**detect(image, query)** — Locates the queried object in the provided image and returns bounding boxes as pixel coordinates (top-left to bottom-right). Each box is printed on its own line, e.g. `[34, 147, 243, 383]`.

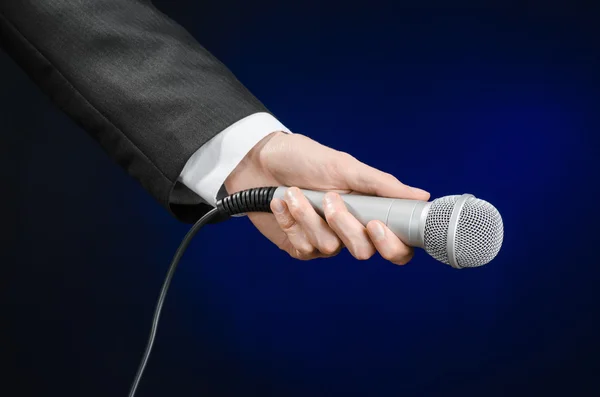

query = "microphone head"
[423, 195, 504, 269]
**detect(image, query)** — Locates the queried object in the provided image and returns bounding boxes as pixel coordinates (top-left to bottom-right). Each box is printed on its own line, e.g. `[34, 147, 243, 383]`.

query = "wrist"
[224, 130, 284, 194]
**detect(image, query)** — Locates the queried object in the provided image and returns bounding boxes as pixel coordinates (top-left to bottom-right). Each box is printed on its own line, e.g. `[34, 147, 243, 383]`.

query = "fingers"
[272, 188, 415, 266]
[323, 192, 377, 260]
[283, 188, 343, 256]
[270, 187, 343, 260]
[366, 220, 414, 265]
[324, 192, 414, 265]
[270, 198, 317, 260]
[336, 154, 430, 201]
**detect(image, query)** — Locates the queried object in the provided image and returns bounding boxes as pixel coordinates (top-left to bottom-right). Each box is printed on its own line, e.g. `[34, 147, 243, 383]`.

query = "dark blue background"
[2, 1, 598, 396]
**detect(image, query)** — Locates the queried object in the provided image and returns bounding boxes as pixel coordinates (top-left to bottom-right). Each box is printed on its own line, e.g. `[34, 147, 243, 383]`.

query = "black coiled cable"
[128, 187, 278, 397]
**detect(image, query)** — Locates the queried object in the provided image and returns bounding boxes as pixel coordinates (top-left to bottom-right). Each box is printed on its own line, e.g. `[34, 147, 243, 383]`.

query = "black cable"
[128, 187, 277, 397]
[127, 207, 221, 397]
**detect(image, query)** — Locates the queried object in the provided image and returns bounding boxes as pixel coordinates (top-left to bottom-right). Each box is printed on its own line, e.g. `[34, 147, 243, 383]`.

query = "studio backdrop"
[1, 1, 598, 396]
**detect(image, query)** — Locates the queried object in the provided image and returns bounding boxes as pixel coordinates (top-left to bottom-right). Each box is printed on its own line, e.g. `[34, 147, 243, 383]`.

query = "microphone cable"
[128, 187, 277, 397]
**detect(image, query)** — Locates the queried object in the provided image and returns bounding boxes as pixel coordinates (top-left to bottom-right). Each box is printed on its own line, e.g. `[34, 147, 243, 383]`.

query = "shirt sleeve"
[178, 112, 291, 206]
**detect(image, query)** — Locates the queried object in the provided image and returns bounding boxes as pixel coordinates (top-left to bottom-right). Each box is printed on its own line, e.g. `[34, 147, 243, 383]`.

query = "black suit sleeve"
[0, 0, 270, 223]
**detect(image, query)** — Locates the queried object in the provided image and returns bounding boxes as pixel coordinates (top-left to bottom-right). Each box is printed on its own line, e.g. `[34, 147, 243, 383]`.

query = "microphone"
[129, 187, 503, 395]
[217, 187, 504, 269]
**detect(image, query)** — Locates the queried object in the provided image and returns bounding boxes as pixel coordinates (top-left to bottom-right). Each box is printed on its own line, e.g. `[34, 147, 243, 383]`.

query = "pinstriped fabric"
[0, 0, 269, 222]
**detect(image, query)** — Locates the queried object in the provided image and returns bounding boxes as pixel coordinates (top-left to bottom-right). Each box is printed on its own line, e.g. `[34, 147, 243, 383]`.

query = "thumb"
[339, 155, 430, 201]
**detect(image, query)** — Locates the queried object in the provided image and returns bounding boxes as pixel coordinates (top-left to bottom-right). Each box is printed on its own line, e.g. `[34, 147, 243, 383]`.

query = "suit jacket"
[0, 0, 269, 223]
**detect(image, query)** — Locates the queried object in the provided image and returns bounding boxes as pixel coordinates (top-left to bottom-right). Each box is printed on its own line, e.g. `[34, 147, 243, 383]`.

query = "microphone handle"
[272, 187, 431, 248]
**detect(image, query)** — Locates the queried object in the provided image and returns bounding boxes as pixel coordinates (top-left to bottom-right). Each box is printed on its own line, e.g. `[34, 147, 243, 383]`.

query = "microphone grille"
[424, 195, 504, 268]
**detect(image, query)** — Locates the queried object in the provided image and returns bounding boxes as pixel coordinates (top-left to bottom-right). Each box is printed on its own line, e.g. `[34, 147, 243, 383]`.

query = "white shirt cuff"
[178, 112, 291, 207]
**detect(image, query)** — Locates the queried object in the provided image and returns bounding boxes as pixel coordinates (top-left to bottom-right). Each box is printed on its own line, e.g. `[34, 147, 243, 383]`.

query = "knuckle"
[339, 151, 356, 162]
[288, 203, 308, 220]
[352, 246, 375, 261]
[288, 248, 303, 259]
[292, 248, 316, 261]
[378, 250, 394, 261]
[385, 172, 400, 183]
[290, 251, 305, 260]
[393, 251, 414, 266]
[296, 243, 316, 257]
[354, 252, 372, 261]
[379, 246, 404, 262]
[277, 215, 296, 232]
[319, 239, 341, 256]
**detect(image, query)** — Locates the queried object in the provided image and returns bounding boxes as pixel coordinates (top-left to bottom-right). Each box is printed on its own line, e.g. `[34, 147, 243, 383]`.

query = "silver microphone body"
[272, 187, 504, 269]
[274, 187, 430, 248]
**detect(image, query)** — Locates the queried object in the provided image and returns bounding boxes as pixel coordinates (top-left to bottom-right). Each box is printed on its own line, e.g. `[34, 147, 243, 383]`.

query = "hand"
[224, 132, 430, 265]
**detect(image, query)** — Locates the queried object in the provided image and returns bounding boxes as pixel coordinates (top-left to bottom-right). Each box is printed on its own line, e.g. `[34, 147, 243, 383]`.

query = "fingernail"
[369, 221, 386, 242]
[323, 192, 337, 210]
[272, 199, 285, 214]
[285, 187, 300, 205]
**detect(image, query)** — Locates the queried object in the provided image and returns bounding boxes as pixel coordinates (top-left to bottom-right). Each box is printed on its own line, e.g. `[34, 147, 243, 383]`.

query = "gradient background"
[1, 1, 599, 396]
